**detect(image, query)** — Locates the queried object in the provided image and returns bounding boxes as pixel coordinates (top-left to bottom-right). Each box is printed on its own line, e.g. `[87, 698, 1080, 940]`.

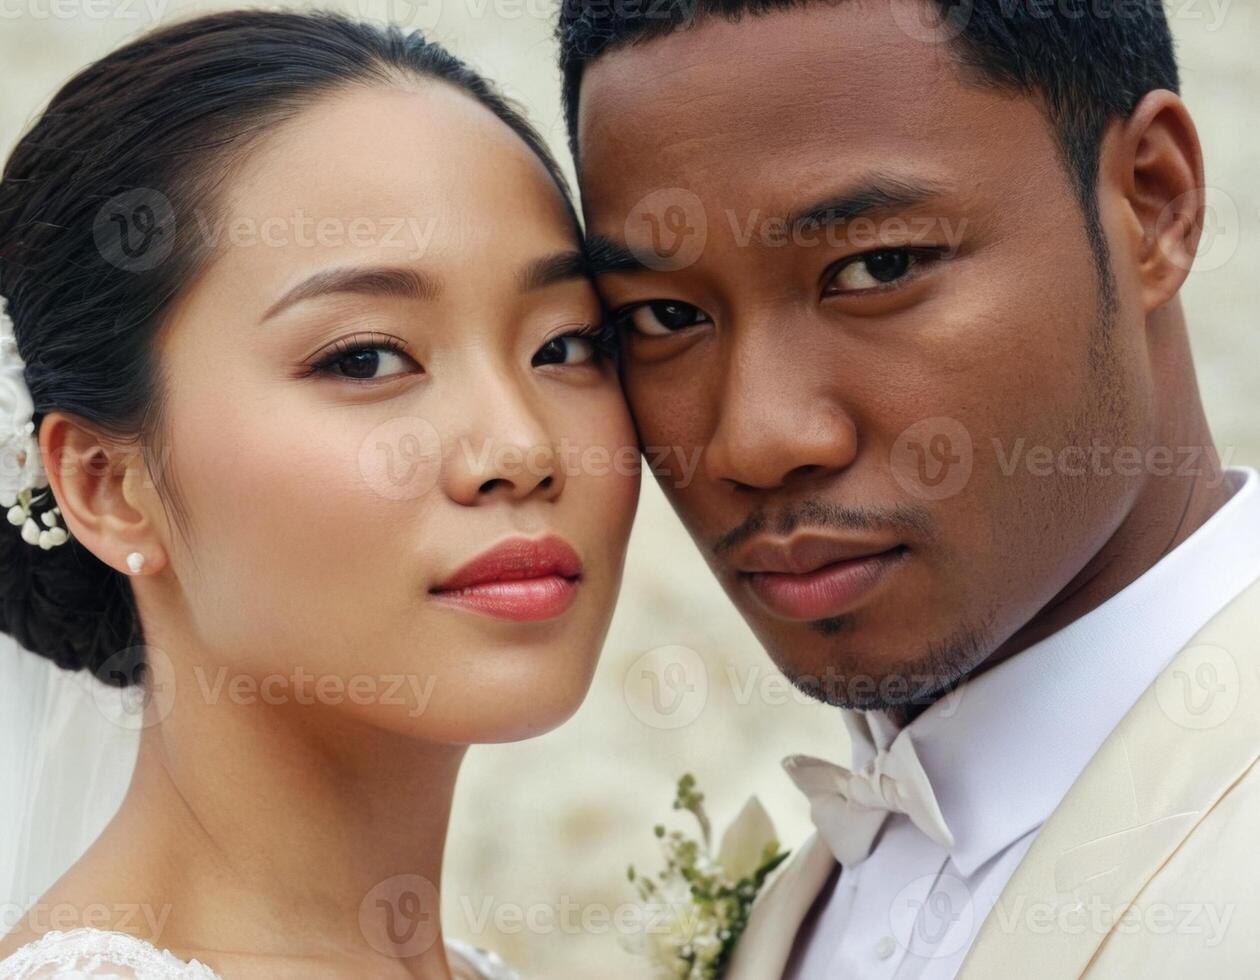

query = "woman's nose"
[442, 387, 565, 507]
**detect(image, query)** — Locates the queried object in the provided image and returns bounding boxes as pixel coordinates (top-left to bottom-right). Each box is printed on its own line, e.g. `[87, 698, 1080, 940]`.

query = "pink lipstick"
[430, 535, 582, 622]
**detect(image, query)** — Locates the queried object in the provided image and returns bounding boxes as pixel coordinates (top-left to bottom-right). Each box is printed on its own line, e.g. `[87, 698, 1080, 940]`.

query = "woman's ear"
[38, 411, 168, 576]
[1107, 89, 1206, 313]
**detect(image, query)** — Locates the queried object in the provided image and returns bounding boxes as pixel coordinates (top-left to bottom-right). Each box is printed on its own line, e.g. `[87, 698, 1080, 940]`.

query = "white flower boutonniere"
[624, 773, 790, 979]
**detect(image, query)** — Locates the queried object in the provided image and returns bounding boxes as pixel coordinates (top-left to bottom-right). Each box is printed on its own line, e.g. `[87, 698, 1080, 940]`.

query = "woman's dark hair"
[0, 9, 575, 686]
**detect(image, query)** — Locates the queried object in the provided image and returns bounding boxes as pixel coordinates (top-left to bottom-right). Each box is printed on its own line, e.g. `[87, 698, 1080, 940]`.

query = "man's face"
[577, 0, 1156, 709]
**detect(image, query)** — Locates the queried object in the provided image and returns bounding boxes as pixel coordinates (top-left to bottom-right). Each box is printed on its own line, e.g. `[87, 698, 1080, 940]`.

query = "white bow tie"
[783, 725, 954, 867]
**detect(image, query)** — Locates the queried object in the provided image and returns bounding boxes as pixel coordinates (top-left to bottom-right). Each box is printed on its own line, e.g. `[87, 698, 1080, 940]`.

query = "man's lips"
[430, 535, 583, 622]
[733, 535, 908, 621]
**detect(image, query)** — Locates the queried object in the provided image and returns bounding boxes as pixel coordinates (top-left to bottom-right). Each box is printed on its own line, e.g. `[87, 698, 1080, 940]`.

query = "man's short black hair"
[556, 0, 1179, 240]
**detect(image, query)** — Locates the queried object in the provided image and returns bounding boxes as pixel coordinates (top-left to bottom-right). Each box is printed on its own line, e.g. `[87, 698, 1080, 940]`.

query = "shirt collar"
[843, 466, 1260, 876]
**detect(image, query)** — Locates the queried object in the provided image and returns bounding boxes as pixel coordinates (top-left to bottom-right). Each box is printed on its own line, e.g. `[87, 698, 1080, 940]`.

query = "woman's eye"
[824, 249, 919, 295]
[532, 328, 612, 368]
[313, 340, 416, 382]
[620, 300, 711, 337]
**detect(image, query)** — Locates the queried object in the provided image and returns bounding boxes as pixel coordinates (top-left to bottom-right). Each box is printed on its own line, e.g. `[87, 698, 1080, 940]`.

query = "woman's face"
[153, 82, 639, 743]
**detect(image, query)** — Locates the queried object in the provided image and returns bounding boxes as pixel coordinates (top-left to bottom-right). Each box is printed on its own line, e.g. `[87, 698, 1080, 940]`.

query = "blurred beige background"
[2, 1, 1257, 976]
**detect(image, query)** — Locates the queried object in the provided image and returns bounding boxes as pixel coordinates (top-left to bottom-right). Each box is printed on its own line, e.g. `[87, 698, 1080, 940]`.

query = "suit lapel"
[725, 832, 836, 980]
[958, 575, 1260, 978]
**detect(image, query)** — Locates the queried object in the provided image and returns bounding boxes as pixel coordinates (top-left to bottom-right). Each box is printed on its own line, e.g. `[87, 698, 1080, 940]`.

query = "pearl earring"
[126, 551, 146, 575]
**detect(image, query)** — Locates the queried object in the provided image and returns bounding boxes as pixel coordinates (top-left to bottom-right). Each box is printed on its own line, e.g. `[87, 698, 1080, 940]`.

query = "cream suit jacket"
[726, 574, 1260, 979]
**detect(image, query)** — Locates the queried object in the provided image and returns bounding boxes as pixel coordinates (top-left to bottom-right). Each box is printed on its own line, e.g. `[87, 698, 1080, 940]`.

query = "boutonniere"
[624, 773, 790, 979]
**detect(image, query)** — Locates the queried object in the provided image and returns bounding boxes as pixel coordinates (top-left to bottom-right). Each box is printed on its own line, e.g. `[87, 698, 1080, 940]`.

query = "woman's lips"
[430, 535, 582, 622]
[743, 546, 907, 621]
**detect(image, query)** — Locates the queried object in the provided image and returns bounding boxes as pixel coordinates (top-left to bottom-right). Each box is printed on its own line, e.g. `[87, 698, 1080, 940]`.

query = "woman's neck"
[91, 656, 469, 979]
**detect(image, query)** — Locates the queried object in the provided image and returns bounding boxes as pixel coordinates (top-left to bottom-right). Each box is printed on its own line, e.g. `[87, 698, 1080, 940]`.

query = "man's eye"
[824, 249, 919, 295]
[619, 300, 711, 337]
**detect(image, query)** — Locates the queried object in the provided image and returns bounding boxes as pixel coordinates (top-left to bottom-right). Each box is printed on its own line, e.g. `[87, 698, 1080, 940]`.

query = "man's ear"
[38, 410, 168, 577]
[1107, 89, 1205, 313]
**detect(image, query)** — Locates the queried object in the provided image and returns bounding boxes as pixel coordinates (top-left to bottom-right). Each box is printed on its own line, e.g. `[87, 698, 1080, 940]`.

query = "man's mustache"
[712, 499, 937, 559]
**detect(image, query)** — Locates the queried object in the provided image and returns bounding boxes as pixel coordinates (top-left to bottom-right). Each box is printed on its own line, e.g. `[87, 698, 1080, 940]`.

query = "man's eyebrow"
[583, 176, 950, 276]
[584, 234, 649, 276]
[262, 265, 441, 322]
[786, 175, 951, 233]
[518, 249, 590, 291]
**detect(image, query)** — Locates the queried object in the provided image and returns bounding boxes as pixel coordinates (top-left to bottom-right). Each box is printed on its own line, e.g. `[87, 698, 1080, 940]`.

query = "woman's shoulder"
[0, 927, 222, 980]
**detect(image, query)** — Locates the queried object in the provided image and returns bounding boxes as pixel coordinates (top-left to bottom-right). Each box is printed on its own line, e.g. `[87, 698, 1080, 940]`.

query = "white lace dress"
[0, 928, 519, 979]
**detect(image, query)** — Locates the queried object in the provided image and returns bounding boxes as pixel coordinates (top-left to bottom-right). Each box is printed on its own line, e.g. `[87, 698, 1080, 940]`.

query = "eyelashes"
[532, 321, 620, 368]
[303, 322, 619, 384]
[608, 244, 953, 341]
[821, 246, 948, 296]
[569, 320, 620, 360]
[613, 300, 711, 338]
[304, 331, 416, 381]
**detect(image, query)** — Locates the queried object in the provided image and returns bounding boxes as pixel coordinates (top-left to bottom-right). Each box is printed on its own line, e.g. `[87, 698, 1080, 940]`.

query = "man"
[557, 0, 1260, 975]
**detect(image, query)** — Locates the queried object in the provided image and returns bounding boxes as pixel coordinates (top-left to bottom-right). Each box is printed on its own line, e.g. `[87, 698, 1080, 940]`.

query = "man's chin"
[760, 620, 995, 713]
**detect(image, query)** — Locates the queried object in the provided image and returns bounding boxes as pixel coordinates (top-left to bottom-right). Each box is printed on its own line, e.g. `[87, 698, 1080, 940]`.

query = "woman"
[0, 10, 639, 978]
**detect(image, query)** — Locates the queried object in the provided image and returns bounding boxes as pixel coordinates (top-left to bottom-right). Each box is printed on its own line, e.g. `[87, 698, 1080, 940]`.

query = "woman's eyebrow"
[261, 265, 441, 322]
[517, 249, 590, 292]
[261, 251, 588, 324]
[584, 235, 648, 276]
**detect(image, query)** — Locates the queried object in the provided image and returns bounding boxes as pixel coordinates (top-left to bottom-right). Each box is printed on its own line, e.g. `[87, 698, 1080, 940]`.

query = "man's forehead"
[577, 0, 965, 165]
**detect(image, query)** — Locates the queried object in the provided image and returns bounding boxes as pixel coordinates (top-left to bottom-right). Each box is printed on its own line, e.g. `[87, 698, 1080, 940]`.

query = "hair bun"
[0, 528, 141, 685]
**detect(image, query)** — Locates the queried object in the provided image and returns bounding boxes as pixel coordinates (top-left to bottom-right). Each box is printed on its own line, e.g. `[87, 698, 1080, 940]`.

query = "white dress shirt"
[787, 466, 1260, 980]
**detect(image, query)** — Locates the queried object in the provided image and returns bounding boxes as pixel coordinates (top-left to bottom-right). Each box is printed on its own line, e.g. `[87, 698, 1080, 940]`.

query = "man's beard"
[778, 611, 997, 716]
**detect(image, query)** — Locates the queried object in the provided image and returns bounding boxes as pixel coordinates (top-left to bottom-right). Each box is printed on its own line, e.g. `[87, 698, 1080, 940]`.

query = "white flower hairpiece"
[0, 295, 69, 550]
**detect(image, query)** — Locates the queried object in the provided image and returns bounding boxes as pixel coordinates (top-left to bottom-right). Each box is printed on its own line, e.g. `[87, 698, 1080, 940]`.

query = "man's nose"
[703, 330, 858, 491]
